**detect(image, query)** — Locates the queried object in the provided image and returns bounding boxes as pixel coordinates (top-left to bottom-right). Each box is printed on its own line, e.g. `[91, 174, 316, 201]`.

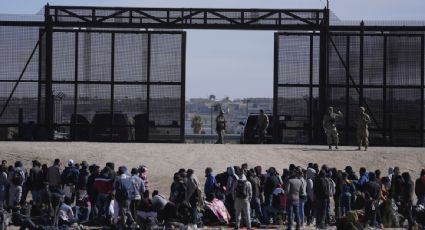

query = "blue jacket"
[356, 174, 369, 190]
[204, 173, 216, 195]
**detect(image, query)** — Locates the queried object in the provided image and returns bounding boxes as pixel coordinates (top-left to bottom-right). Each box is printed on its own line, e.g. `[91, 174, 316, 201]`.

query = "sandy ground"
[0, 142, 424, 198]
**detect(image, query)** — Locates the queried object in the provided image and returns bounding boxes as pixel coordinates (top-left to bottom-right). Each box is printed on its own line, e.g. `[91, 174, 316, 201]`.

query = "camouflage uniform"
[356, 107, 370, 151]
[257, 111, 269, 144]
[215, 111, 226, 144]
[323, 107, 343, 149]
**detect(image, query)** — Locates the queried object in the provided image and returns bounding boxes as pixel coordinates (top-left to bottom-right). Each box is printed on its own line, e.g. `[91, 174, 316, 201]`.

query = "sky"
[1, 0, 425, 99]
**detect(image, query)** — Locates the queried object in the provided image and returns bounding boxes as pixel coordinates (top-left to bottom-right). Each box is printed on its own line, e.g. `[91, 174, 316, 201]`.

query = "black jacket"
[77, 168, 89, 190]
[314, 177, 328, 200]
[29, 166, 44, 190]
[415, 177, 425, 198]
[364, 181, 381, 201]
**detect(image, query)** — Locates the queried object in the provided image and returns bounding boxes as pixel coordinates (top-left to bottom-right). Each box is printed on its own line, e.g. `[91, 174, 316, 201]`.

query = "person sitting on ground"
[58, 197, 78, 226]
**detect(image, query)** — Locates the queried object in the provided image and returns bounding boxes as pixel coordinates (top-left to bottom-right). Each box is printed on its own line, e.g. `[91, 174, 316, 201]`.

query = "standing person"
[415, 169, 425, 206]
[286, 168, 303, 230]
[94, 167, 113, 221]
[247, 169, 262, 222]
[390, 167, 403, 205]
[356, 106, 371, 151]
[114, 166, 134, 227]
[215, 109, 226, 144]
[257, 109, 269, 144]
[28, 160, 44, 205]
[185, 169, 202, 224]
[322, 106, 343, 150]
[364, 172, 381, 228]
[138, 165, 149, 197]
[298, 168, 307, 227]
[341, 172, 356, 217]
[87, 165, 99, 221]
[77, 161, 89, 200]
[0, 164, 7, 208]
[399, 172, 414, 230]
[9, 161, 26, 207]
[232, 168, 252, 230]
[129, 168, 144, 220]
[61, 159, 80, 204]
[314, 170, 329, 229]
[305, 167, 316, 226]
[204, 167, 216, 198]
[47, 159, 62, 192]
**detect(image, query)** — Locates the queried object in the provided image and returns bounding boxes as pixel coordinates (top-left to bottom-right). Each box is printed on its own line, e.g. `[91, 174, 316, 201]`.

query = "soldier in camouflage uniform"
[215, 110, 226, 144]
[323, 106, 343, 150]
[257, 109, 269, 144]
[356, 106, 371, 151]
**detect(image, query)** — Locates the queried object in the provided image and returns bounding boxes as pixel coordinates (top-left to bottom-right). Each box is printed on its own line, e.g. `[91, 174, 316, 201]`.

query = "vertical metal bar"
[421, 35, 424, 146]
[273, 33, 279, 144]
[37, 29, 42, 125]
[359, 21, 364, 106]
[147, 33, 151, 141]
[180, 32, 186, 143]
[110, 32, 115, 141]
[92, 9, 96, 22]
[318, 8, 329, 144]
[129, 10, 133, 23]
[44, 4, 54, 140]
[73, 31, 78, 141]
[309, 35, 313, 144]
[383, 35, 387, 145]
[345, 36, 350, 145]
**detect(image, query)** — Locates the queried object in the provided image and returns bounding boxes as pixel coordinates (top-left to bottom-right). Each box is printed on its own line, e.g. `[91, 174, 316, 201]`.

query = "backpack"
[63, 168, 78, 185]
[235, 180, 248, 199]
[12, 169, 24, 185]
[272, 192, 287, 209]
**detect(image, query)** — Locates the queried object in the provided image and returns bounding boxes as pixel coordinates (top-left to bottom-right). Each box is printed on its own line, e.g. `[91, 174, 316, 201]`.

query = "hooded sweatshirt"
[226, 167, 238, 195]
[306, 168, 316, 201]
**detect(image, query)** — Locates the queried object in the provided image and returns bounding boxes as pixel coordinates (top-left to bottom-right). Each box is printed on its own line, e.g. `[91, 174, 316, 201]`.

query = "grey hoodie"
[306, 168, 316, 201]
[226, 167, 238, 195]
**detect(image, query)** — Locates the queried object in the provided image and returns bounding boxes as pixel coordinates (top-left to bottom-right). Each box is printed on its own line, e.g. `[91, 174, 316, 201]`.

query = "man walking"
[322, 106, 343, 150]
[257, 109, 269, 144]
[215, 109, 226, 144]
[356, 106, 371, 151]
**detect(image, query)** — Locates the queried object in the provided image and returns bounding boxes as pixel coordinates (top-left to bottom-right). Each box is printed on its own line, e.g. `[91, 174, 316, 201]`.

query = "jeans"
[287, 200, 300, 230]
[341, 195, 351, 217]
[304, 198, 315, 225]
[298, 197, 306, 225]
[73, 206, 91, 222]
[96, 193, 111, 220]
[31, 190, 41, 204]
[250, 197, 262, 221]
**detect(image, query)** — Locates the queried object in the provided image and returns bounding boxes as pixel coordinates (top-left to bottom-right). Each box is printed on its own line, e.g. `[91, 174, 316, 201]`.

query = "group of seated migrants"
[0, 159, 424, 229]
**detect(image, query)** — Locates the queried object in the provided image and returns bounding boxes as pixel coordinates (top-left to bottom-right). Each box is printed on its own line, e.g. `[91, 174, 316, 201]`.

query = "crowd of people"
[0, 158, 425, 230]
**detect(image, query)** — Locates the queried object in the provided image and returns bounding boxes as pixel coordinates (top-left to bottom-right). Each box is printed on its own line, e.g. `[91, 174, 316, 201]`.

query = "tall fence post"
[318, 8, 329, 144]
[44, 4, 54, 140]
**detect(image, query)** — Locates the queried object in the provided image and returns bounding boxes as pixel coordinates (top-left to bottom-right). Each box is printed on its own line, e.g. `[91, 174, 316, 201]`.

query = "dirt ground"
[0, 142, 424, 198]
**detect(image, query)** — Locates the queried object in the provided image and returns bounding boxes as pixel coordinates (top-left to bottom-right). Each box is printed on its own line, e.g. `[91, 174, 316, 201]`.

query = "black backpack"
[235, 180, 248, 199]
[63, 168, 78, 185]
[12, 169, 24, 185]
